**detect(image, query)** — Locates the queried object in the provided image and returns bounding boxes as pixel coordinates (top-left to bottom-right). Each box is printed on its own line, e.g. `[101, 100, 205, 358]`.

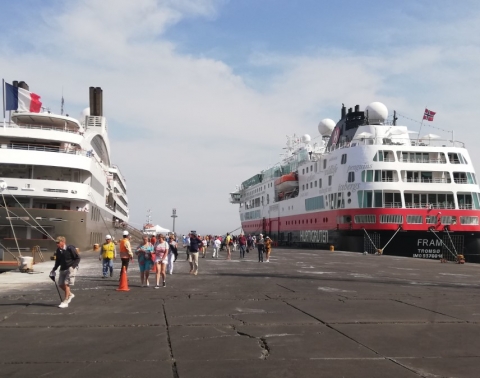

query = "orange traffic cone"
[116, 266, 130, 292]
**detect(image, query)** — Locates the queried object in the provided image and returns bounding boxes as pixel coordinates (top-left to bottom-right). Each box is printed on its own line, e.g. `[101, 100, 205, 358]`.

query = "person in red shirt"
[238, 234, 247, 258]
[150, 235, 157, 245]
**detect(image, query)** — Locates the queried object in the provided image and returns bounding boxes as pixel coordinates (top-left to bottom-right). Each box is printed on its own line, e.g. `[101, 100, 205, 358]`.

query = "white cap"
[105, 234, 112, 239]
[123, 230, 129, 236]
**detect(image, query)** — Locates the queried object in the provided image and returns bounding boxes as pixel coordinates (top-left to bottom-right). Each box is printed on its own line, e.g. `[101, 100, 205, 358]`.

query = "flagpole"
[417, 105, 426, 143]
[2, 79, 5, 128]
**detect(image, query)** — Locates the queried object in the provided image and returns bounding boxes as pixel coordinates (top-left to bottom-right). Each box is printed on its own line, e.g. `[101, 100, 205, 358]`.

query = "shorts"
[58, 267, 76, 286]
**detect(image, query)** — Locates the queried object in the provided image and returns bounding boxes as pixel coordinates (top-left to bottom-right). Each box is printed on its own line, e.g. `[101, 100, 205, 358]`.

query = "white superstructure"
[0, 85, 128, 254]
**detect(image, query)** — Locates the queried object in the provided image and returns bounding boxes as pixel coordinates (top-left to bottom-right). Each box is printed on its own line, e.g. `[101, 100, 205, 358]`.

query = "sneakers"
[146, 281, 150, 287]
[162, 281, 166, 287]
[110, 272, 113, 277]
[66, 293, 75, 304]
[58, 301, 68, 308]
[194, 271, 198, 276]
[155, 285, 160, 289]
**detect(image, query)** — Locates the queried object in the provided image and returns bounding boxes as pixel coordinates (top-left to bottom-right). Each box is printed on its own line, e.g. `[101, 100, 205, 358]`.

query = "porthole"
[347, 192, 351, 197]
[348, 199, 351, 204]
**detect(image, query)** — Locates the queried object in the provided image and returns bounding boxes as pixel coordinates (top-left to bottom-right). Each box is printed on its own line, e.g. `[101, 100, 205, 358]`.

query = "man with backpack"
[50, 236, 80, 308]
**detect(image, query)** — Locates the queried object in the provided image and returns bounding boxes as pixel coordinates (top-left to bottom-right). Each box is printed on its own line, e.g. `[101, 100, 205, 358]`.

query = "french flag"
[4, 82, 42, 112]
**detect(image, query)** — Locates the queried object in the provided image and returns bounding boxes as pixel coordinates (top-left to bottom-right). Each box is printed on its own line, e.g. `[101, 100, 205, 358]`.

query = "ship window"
[311, 165, 313, 171]
[457, 193, 475, 209]
[341, 154, 347, 164]
[374, 190, 383, 207]
[460, 216, 479, 225]
[354, 215, 376, 224]
[267, 194, 269, 204]
[310, 182, 313, 189]
[380, 214, 403, 224]
[303, 169, 305, 174]
[323, 160, 327, 169]
[426, 215, 436, 224]
[305, 196, 325, 211]
[302, 185, 305, 190]
[314, 181, 317, 187]
[319, 179, 322, 188]
[407, 215, 423, 224]
[328, 176, 332, 186]
[348, 172, 355, 182]
[448, 152, 467, 164]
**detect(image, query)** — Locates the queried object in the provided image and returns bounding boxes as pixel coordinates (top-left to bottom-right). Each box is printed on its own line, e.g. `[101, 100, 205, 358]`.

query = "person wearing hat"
[264, 236, 272, 263]
[99, 234, 116, 278]
[50, 236, 80, 308]
[119, 230, 133, 273]
[257, 234, 265, 262]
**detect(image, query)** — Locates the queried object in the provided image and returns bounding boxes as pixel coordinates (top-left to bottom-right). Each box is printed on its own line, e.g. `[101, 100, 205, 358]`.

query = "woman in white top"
[153, 234, 169, 288]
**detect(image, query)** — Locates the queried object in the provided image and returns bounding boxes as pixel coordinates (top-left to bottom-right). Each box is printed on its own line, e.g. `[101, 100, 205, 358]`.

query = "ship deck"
[0, 248, 479, 377]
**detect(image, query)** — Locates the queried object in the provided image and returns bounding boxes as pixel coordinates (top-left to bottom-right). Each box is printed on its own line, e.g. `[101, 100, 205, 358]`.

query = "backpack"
[169, 243, 178, 258]
[66, 245, 81, 267]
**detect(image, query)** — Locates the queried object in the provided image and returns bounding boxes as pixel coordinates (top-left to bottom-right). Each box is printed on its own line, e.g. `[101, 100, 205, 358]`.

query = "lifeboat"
[274, 172, 298, 193]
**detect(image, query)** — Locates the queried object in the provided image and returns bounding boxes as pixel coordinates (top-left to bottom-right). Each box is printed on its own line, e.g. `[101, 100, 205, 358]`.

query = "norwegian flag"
[423, 108, 436, 122]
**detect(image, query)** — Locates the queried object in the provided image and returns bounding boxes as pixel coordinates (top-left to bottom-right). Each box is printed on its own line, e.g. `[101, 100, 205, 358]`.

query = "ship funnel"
[341, 104, 346, 119]
[12, 81, 29, 91]
[89, 87, 103, 116]
[354, 105, 360, 112]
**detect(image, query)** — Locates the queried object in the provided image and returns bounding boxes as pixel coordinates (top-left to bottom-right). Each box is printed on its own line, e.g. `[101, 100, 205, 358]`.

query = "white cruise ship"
[230, 102, 480, 263]
[0, 83, 128, 257]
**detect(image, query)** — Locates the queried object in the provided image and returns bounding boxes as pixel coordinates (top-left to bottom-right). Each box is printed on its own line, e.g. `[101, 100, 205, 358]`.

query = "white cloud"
[1, 1, 480, 233]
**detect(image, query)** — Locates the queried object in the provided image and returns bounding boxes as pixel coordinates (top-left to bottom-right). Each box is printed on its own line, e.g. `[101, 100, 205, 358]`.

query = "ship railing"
[384, 202, 402, 208]
[326, 138, 466, 152]
[4, 143, 89, 156]
[405, 178, 450, 183]
[405, 202, 455, 209]
[459, 204, 473, 209]
[5, 123, 82, 134]
[453, 178, 469, 184]
[399, 158, 447, 164]
[381, 178, 397, 182]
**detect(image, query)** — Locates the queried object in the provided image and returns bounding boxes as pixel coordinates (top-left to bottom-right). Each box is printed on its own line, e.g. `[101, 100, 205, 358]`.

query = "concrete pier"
[1, 248, 480, 378]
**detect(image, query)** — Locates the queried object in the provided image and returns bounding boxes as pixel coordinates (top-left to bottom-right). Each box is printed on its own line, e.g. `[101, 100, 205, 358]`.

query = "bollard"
[329, 245, 334, 252]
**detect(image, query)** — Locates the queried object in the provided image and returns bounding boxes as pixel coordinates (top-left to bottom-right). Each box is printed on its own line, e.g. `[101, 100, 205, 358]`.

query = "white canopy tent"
[143, 225, 171, 235]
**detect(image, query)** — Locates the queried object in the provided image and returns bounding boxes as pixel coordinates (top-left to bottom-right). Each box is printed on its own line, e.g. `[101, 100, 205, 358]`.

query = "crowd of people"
[50, 230, 274, 308]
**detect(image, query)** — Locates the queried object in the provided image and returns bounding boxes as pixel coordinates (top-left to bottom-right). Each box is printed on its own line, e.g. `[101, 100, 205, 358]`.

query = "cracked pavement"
[1, 247, 480, 377]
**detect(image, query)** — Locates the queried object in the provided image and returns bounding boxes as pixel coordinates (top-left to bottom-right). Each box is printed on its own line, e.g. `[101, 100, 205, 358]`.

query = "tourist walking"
[189, 232, 202, 275]
[201, 237, 207, 258]
[257, 234, 265, 262]
[264, 236, 272, 262]
[225, 233, 232, 260]
[119, 230, 133, 273]
[238, 234, 247, 258]
[247, 234, 253, 252]
[154, 234, 169, 288]
[99, 234, 116, 278]
[185, 234, 191, 261]
[212, 236, 221, 258]
[167, 235, 178, 275]
[136, 235, 153, 287]
[50, 236, 80, 308]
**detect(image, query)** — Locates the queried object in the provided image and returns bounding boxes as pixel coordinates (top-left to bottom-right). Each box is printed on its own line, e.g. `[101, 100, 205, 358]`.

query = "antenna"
[61, 87, 64, 115]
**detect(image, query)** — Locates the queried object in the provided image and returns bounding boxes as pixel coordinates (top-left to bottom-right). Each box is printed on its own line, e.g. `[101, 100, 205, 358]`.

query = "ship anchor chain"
[363, 226, 402, 255]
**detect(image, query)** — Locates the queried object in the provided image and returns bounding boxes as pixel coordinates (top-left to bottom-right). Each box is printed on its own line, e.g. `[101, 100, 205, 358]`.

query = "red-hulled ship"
[230, 102, 480, 262]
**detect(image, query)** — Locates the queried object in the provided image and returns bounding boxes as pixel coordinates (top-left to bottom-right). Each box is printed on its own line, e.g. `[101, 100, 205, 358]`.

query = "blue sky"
[1, 0, 480, 232]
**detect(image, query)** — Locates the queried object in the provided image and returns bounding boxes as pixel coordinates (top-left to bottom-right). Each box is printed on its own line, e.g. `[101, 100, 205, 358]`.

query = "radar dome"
[365, 102, 388, 124]
[80, 107, 90, 118]
[301, 134, 311, 143]
[318, 118, 335, 136]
